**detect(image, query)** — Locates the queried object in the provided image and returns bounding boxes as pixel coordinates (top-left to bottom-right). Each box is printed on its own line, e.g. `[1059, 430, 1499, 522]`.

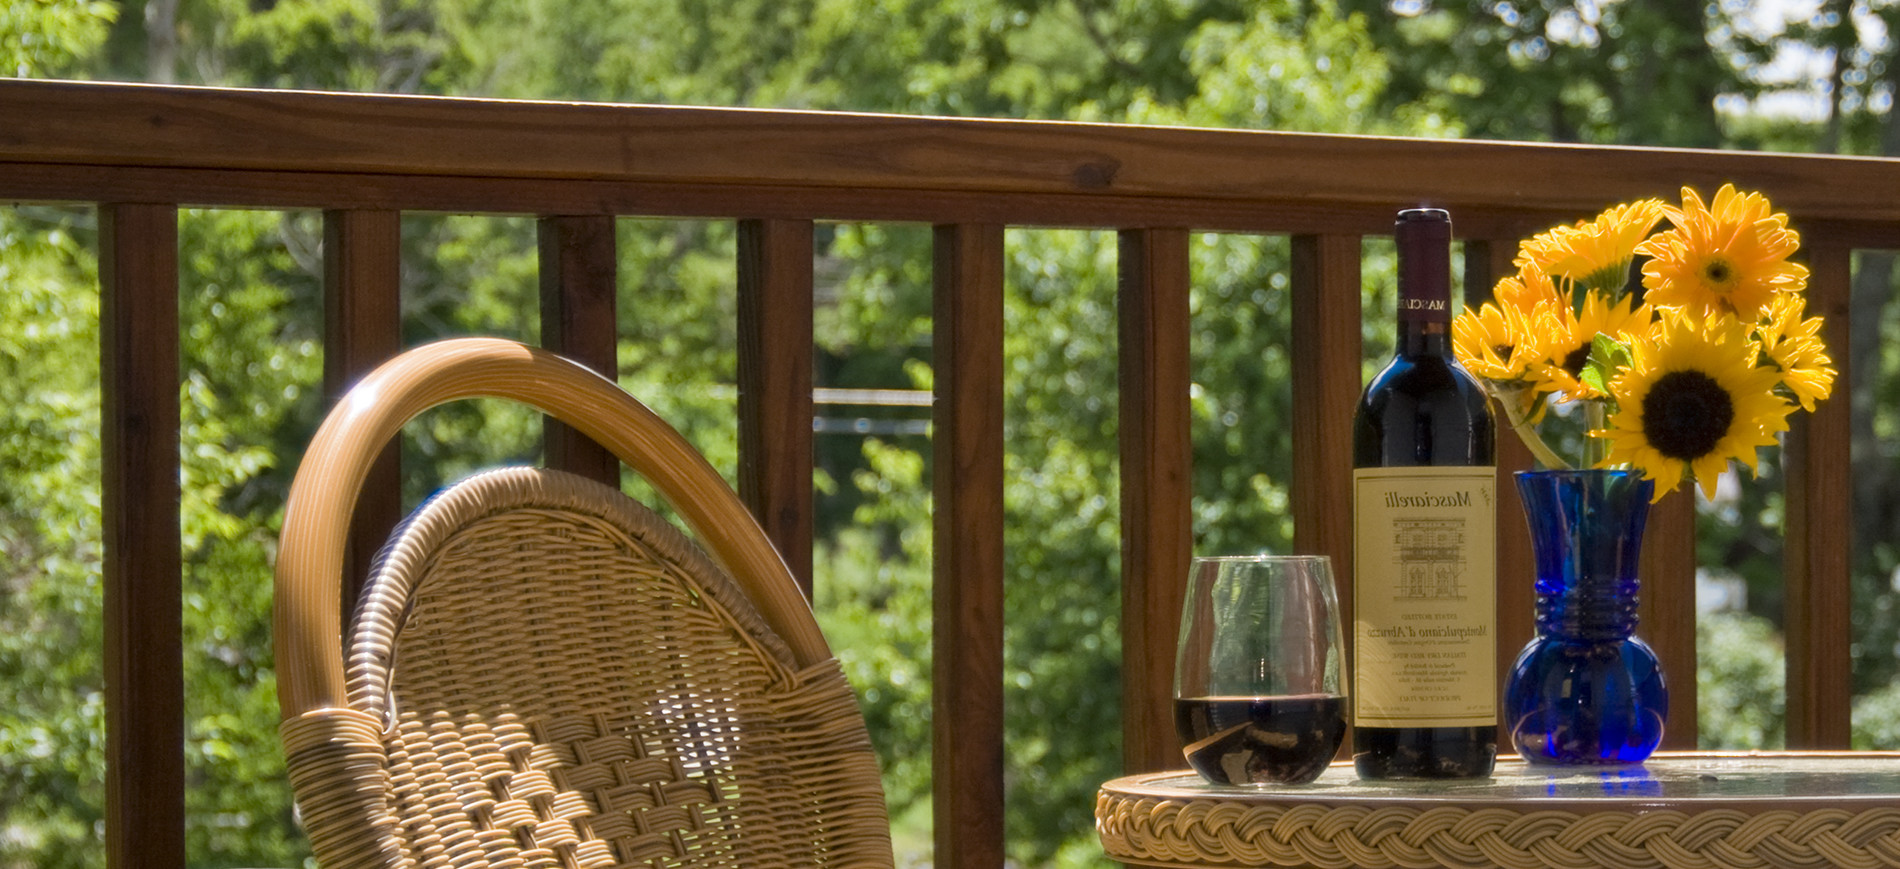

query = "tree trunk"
[1817, 0, 1849, 154]
[145, 0, 177, 83]
[1847, 18, 1900, 693]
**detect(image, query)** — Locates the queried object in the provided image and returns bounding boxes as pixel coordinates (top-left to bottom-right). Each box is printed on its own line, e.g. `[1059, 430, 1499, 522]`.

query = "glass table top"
[1109, 752, 1900, 810]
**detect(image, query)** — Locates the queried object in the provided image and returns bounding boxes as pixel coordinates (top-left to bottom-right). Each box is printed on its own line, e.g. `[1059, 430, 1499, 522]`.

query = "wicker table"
[1096, 752, 1900, 868]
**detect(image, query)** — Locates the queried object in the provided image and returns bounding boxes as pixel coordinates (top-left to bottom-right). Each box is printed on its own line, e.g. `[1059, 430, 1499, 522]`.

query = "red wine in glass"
[1176, 693, 1346, 785]
[1175, 555, 1346, 786]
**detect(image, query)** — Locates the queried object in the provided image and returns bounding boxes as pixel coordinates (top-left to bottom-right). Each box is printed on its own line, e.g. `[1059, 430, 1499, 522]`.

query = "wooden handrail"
[5, 79, 1900, 237]
[2, 77, 1892, 869]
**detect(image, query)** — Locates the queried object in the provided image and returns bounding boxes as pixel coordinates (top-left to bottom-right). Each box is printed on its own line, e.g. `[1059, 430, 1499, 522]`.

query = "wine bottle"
[1350, 207, 1499, 780]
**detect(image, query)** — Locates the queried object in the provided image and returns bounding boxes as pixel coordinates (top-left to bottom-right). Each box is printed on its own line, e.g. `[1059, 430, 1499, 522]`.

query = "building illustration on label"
[1390, 517, 1466, 600]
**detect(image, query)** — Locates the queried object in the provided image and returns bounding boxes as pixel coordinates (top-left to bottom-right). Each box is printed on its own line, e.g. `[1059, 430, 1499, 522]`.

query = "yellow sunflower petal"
[1595, 421, 1685, 494]
[1758, 292, 1838, 411]
[1518, 199, 1664, 294]
[1635, 184, 1808, 321]
[1689, 453, 1731, 500]
[1524, 290, 1654, 402]
[1493, 265, 1563, 314]
[1596, 311, 1793, 500]
[1456, 299, 1554, 389]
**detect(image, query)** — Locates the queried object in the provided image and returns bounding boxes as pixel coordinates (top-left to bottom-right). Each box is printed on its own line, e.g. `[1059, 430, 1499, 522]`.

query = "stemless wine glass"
[1174, 555, 1347, 785]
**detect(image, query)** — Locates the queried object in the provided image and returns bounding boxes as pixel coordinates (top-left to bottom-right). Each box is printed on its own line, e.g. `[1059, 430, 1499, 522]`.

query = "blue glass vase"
[1505, 469, 1668, 765]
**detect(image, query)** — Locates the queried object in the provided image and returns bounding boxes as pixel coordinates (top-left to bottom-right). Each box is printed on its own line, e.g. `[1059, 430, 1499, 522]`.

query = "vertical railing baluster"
[737, 219, 817, 598]
[322, 210, 403, 613]
[1786, 239, 1855, 749]
[1116, 227, 1193, 776]
[1640, 473, 1698, 748]
[539, 215, 622, 488]
[1465, 238, 1538, 735]
[100, 202, 185, 869]
[1289, 234, 1362, 690]
[932, 222, 1006, 868]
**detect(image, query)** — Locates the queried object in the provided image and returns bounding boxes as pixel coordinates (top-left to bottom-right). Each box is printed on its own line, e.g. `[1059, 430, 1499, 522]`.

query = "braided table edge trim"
[1094, 791, 1900, 869]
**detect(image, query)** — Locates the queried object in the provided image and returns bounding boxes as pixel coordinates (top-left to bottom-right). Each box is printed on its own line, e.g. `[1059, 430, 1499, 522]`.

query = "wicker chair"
[274, 337, 895, 869]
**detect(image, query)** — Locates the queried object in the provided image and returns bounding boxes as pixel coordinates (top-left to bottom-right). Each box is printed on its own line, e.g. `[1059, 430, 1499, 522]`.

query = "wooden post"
[323, 209, 403, 613]
[1785, 240, 1854, 749]
[737, 219, 817, 598]
[1640, 488, 1699, 749]
[101, 202, 186, 869]
[1289, 233, 1362, 688]
[538, 214, 622, 488]
[1116, 227, 1193, 775]
[932, 222, 1007, 868]
[1465, 238, 1538, 741]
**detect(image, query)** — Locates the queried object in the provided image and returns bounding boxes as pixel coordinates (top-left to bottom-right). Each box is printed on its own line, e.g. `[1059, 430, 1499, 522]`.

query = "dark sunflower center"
[1493, 343, 1514, 360]
[1702, 258, 1734, 286]
[1562, 344, 1591, 378]
[1641, 370, 1734, 460]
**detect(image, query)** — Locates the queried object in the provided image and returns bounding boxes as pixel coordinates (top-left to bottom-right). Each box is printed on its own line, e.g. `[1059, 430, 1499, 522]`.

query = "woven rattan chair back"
[275, 338, 893, 869]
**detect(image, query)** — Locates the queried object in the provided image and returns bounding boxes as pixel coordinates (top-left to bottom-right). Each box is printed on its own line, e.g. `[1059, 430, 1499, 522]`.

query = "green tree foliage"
[1339, 0, 1752, 146]
[0, 209, 106, 869]
[175, 209, 325, 866]
[1697, 611, 1786, 750]
[1, 0, 114, 77]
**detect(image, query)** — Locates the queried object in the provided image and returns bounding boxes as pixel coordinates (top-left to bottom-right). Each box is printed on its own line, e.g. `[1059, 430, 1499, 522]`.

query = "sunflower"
[1517, 198, 1665, 295]
[1596, 312, 1792, 500]
[1757, 292, 1837, 412]
[1492, 265, 1564, 314]
[1526, 290, 1655, 401]
[1455, 300, 1555, 428]
[1455, 300, 1545, 384]
[1635, 184, 1808, 320]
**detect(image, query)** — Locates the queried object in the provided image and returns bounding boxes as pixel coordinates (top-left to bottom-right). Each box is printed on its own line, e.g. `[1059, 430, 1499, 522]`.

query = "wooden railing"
[3, 78, 1897, 868]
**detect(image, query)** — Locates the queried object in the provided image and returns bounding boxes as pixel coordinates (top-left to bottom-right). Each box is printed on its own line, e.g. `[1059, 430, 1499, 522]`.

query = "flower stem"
[1583, 401, 1608, 468]
[1495, 385, 1569, 470]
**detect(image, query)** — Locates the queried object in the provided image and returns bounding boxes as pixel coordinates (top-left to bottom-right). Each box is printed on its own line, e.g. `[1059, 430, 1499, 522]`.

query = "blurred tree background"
[3, 0, 1898, 866]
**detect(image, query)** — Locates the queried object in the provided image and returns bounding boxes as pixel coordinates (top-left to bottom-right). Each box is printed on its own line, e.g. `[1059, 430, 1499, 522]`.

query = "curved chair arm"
[275, 337, 828, 720]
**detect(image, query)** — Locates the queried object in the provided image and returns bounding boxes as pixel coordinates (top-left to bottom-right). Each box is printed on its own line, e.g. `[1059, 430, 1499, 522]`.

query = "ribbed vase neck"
[1536, 574, 1640, 640]
[1515, 469, 1654, 643]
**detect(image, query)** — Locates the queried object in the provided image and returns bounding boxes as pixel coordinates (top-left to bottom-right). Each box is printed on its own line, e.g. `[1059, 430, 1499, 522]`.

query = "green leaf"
[1580, 363, 1610, 397]
[1580, 332, 1633, 412]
